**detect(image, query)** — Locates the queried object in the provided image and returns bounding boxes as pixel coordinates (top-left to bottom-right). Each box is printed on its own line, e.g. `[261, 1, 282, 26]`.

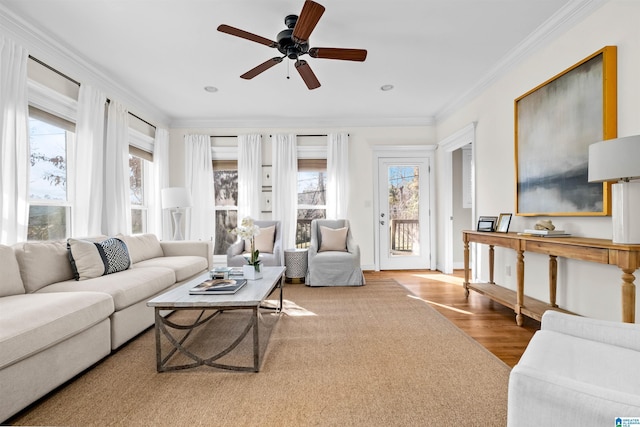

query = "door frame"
[438, 123, 477, 275]
[372, 145, 436, 271]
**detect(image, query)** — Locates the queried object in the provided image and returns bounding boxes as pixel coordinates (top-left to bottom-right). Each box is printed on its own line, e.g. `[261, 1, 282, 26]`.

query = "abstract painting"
[515, 46, 617, 216]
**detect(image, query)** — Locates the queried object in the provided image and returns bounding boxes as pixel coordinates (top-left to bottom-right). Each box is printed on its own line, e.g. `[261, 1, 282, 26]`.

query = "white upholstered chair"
[306, 219, 364, 286]
[507, 310, 640, 426]
[226, 220, 283, 267]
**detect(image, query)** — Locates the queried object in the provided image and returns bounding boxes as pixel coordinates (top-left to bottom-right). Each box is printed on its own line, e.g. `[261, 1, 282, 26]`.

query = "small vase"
[243, 263, 263, 280]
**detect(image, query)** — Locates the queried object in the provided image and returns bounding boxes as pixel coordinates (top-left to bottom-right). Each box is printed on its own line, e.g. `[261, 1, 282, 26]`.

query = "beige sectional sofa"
[0, 234, 212, 422]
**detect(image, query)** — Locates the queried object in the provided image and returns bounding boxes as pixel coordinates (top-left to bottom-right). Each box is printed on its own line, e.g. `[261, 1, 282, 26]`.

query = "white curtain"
[103, 100, 131, 235]
[326, 133, 350, 219]
[272, 134, 297, 252]
[0, 37, 29, 245]
[150, 128, 170, 239]
[184, 134, 214, 241]
[74, 84, 106, 237]
[237, 134, 262, 220]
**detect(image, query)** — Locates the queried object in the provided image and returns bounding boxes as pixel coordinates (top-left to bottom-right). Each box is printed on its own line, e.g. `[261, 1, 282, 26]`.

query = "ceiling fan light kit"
[217, 0, 367, 90]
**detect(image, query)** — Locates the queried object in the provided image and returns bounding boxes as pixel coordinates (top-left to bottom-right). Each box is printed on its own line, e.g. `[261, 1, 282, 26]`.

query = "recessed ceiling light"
[204, 86, 218, 93]
[380, 84, 394, 91]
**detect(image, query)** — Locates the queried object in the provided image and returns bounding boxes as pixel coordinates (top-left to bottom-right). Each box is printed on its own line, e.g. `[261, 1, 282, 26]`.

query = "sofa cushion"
[0, 245, 25, 297]
[68, 237, 131, 281]
[37, 267, 175, 311]
[133, 256, 208, 282]
[0, 292, 114, 370]
[319, 226, 348, 252]
[120, 234, 164, 264]
[13, 241, 75, 293]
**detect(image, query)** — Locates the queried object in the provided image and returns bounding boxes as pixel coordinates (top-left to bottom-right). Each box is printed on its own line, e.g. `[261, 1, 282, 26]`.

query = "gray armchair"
[306, 219, 364, 286]
[226, 220, 283, 267]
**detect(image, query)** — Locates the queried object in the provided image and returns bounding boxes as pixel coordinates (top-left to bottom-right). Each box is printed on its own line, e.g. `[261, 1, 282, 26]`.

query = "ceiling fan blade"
[292, 1, 325, 43]
[295, 60, 321, 90]
[309, 47, 368, 62]
[240, 57, 283, 80]
[217, 24, 277, 48]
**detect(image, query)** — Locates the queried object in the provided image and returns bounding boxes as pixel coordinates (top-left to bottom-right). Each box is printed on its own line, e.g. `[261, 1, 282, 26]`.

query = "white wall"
[169, 126, 436, 270]
[435, 0, 640, 322]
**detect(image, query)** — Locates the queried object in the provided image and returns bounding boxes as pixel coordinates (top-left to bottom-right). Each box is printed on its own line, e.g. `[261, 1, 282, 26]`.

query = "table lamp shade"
[161, 187, 192, 209]
[588, 135, 640, 244]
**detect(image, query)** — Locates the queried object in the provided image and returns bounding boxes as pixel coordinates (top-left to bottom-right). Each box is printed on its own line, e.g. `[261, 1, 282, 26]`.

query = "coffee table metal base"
[154, 305, 269, 372]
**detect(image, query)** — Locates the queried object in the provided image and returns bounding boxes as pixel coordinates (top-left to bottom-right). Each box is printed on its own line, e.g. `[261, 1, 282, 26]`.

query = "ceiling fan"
[217, 0, 367, 90]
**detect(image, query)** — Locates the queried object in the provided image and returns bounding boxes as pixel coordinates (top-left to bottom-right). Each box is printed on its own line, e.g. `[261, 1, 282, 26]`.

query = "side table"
[284, 248, 308, 284]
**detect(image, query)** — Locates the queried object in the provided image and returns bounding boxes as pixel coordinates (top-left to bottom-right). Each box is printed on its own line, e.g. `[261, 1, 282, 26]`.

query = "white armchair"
[507, 310, 640, 426]
[226, 220, 283, 267]
[306, 219, 364, 287]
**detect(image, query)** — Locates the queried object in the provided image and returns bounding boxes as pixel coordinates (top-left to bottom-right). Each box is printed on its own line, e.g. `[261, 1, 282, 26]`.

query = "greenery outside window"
[213, 160, 238, 255]
[296, 159, 327, 247]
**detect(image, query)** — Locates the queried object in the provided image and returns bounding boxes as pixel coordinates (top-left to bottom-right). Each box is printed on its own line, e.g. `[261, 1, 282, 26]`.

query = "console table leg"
[549, 255, 558, 308]
[463, 239, 470, 297]
[622, 269, 636, 323]
[516, 249, 525, 326]
[489, 245, 495, 284]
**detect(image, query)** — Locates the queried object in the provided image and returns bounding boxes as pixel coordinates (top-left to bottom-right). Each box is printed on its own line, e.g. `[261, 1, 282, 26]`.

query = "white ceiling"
[1, 0, 595, 128]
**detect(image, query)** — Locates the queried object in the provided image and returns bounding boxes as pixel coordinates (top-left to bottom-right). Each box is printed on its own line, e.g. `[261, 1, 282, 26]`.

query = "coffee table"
[147, 266, 285, 373]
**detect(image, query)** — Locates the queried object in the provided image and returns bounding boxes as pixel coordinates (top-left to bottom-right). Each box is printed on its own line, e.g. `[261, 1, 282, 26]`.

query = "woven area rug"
[10, 279, 510, 426]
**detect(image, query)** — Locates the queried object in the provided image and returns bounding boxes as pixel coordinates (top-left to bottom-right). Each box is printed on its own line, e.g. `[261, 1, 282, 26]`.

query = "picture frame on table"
[496, 213, 513, 233]
[477, 216, 498, 232]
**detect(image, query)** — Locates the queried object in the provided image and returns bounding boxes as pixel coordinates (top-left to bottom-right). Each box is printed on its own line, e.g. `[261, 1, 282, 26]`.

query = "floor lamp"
[588, 135, 640, 244]
[161, 187, 192, 240]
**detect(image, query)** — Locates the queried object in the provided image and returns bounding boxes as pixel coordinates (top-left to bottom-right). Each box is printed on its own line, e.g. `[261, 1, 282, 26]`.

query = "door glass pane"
[387, 165, 420, 257]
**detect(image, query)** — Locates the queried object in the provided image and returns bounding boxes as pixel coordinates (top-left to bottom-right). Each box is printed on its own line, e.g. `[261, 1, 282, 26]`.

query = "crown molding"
[435, 0, 610, 123]
[0, 4, 171, 128]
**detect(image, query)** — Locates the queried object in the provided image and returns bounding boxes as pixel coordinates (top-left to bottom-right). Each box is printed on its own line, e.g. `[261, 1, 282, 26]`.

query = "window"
[213, 160, 238, 255]
[27, 112, 74, 241]
[296, 159, 327, 247]
[129, 153, 145, 234]
[128, 123, 154, 235]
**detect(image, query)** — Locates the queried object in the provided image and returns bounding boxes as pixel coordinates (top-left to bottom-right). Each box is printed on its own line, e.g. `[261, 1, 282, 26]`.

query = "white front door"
[377, 157, 431, 270]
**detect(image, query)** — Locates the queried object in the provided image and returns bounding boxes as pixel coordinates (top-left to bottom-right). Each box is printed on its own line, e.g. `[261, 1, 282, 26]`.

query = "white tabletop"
[147, 266, 285, 309]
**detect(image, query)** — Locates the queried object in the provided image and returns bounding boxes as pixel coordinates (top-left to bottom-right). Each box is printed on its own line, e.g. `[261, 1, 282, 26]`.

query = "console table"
[462, 230, 640, 326]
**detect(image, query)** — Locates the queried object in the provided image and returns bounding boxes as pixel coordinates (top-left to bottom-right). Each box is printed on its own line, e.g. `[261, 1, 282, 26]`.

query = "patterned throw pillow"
[67, 237, 131, 281]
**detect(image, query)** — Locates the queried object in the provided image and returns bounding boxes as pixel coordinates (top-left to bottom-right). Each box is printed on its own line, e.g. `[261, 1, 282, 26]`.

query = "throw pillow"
[119, 233, 163, 264]
[244, 225, 276, 254]
[319, 226, 348, 252]
[68, 237, 131, 281]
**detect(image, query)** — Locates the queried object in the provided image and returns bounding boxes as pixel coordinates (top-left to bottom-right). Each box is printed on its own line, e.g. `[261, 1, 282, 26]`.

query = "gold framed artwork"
[514, 46, 617, 217]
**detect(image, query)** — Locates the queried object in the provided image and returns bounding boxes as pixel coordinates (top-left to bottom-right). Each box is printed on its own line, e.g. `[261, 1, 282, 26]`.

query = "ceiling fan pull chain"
[287, 59, 290, 80]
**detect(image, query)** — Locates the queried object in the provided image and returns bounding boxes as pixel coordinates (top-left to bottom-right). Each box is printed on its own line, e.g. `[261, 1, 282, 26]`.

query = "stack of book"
[189, 278, 247, 295]
[519, 229, 572, 237]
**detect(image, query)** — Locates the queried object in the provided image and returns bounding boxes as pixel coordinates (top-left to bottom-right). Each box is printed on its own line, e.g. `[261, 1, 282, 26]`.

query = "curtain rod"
[29, 55, 81, 86]
[29, 56, 157, 130]
[210, 134, 349, 138]
[268, 134, 349, 137]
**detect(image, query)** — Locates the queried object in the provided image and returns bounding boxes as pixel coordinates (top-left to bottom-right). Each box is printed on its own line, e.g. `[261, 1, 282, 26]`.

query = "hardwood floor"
[365, 270, 540, 367]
